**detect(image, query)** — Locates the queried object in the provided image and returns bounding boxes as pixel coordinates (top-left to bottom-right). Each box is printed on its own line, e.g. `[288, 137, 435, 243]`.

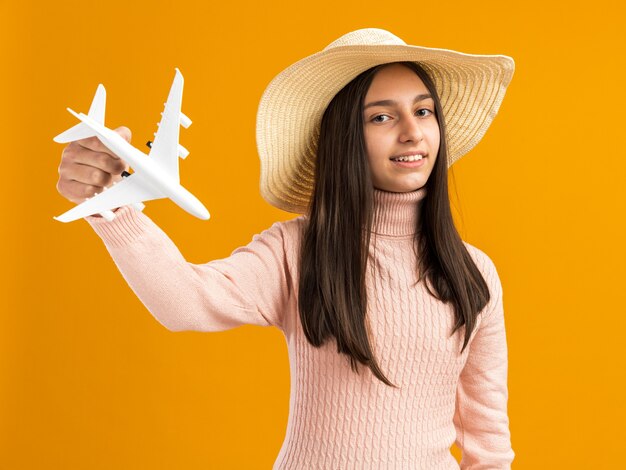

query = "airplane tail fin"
[53, 84, 106, 143]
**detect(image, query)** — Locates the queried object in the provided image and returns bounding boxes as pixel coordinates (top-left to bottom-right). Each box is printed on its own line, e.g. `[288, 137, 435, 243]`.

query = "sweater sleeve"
[453, 251, 515, 469]
[85, 205, 291, 332]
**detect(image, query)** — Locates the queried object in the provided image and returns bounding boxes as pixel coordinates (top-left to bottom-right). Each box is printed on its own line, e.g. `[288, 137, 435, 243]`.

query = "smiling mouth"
[390, 154, 425, 162]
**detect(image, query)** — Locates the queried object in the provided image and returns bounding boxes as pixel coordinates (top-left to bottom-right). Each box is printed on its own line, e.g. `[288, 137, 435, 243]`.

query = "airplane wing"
[54, 172, 165, 223]
[149, 68, 184, 182]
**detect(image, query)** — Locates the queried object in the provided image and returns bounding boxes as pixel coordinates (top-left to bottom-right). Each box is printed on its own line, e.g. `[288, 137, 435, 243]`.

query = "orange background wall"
[1, 0, 624, 468]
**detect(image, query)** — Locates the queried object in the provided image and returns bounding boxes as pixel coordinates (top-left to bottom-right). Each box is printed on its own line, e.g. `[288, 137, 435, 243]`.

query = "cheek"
[367, 146, 387, 173]
[364, 131, 380, 160]
[365, 149, 384, 180]
[429, 123, 441, 148]
[365, 130, 388, 157]
[363, 128, 375, 153]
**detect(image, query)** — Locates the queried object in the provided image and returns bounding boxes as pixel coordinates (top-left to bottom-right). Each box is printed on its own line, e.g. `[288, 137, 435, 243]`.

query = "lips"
[390, 157, 426, 168]
[390, 154, 426, 163]
[391, 151, 427, 158]
[389, 152, 427, 164]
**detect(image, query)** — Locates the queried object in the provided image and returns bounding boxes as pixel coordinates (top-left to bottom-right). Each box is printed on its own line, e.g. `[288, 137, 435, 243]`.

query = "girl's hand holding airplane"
[56, 126, 131, 204]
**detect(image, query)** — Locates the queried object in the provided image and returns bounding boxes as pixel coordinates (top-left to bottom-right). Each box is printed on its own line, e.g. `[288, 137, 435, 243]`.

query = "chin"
[373, 176, 428, 192]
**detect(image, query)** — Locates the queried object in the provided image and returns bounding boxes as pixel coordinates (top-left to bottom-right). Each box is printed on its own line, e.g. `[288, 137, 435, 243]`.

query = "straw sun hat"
[255, 28, 515, 214]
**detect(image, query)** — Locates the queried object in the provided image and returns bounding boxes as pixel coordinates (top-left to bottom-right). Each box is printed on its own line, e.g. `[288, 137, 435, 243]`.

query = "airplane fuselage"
[81, 113, 209, 220]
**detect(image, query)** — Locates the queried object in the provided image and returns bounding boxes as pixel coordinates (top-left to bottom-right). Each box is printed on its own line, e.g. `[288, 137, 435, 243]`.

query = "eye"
[417, 108, 434, 117]
[371, 114, 390, 123]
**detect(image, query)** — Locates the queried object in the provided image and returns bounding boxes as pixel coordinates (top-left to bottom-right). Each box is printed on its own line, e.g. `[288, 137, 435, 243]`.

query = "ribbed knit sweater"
[86, 186, 514, 469]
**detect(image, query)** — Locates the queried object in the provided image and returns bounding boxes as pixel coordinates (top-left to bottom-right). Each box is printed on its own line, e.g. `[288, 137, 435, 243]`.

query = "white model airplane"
[53, 68, 210, 222]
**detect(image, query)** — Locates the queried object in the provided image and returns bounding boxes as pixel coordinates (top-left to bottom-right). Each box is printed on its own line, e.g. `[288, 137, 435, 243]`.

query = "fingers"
[59, 159, 119, 186]
[72, 126, 132, 156]
[56, 126, 132, 204]
[56, 178, 106, 203]
[114, 126, 132, 143]
[65, 147, 128, 174]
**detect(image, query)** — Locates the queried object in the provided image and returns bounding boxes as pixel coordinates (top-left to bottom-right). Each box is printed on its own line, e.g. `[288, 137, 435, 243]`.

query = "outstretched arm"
[86, 205, 292, 332]
[56, 127, 290, 332]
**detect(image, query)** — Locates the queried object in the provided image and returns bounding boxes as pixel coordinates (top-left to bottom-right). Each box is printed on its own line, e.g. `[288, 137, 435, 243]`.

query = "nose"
[399, 115, 424, 143]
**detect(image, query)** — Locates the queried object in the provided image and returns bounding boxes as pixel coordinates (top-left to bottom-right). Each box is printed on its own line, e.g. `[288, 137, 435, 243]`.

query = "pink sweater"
[87, 186, 514, 469]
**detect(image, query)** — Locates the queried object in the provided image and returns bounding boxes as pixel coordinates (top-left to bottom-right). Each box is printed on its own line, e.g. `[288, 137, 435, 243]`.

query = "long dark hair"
[298, 61, 491, 388]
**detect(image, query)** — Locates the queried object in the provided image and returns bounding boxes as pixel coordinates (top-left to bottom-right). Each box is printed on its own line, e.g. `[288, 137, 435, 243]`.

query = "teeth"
[392, 154, 424, 162]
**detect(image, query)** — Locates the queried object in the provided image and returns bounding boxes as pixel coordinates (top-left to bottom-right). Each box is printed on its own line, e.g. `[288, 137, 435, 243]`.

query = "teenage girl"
[56, 28, 515, 469]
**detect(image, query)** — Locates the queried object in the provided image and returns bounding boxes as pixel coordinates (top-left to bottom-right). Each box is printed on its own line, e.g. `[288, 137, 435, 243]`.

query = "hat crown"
[322, 28, 406, 51]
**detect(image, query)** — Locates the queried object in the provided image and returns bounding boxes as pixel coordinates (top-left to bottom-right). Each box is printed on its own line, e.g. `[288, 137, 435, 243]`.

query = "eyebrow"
[363, 94, 433, 110]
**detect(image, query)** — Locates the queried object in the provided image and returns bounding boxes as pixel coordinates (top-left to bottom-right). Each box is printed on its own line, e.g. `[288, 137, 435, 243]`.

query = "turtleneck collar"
[371, 186, 427, 237]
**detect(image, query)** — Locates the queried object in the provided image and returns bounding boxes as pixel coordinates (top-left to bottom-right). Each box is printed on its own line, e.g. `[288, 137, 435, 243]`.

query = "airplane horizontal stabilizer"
[53, 122, 97, 143]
